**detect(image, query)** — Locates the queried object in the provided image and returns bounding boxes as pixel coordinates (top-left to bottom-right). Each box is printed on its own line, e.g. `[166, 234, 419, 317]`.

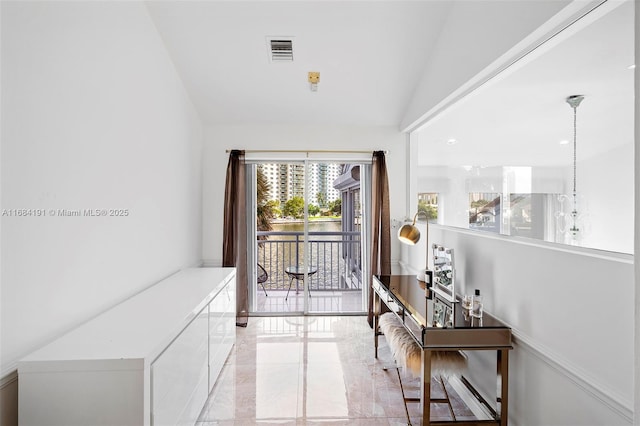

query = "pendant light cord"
[573, 105, 577, 197]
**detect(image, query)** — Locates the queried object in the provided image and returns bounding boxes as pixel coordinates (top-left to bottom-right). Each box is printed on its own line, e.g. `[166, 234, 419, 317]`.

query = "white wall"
[202, 124, 406, 265]
[634, 0, 639, 422]
[1, 0, 203, 378]
[579, 142, 634, 253]
[400, 225, 633, 425]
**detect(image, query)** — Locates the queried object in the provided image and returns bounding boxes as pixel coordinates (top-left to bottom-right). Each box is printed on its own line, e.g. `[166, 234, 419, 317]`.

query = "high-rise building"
[258, 163, 343, 208]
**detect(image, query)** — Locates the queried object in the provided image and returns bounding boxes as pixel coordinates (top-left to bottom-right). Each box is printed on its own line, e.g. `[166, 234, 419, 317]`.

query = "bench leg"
[395, 367, 413, 426]
[421, 349, 431, 426]
[439, 375, 456, 421]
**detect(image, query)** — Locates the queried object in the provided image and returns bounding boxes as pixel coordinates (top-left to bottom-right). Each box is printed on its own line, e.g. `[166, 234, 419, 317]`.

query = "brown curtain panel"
[367, 150, 391, 327]
[223, 150, 249, 327]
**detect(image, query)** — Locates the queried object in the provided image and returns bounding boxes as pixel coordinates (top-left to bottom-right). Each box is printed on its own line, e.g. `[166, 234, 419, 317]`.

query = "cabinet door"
[221, 279, 236, 356]
[208, 287, 228, 390]
[152, 309, 209, 426]
[209, 279, 236, 391]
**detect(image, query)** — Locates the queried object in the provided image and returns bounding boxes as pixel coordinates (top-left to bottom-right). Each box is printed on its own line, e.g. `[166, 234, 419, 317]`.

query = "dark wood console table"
[372, 275, 512, 425]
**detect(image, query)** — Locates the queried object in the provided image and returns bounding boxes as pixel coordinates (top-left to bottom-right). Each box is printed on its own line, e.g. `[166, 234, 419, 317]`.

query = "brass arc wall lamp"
[398, 211, 431, 284]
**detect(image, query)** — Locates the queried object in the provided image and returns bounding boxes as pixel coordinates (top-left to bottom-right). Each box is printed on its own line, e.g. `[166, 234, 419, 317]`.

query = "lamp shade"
[398, 224, 420, 245]
[397, 211, 431, 284]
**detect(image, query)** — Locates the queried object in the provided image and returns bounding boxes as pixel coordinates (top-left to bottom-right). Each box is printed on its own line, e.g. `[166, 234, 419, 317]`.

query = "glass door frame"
[247, 154, 372, 316]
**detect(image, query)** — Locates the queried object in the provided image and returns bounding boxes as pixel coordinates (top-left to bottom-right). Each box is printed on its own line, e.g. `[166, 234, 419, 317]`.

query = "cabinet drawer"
[209, 295, 235, 391]
[152, 310, 209, 426]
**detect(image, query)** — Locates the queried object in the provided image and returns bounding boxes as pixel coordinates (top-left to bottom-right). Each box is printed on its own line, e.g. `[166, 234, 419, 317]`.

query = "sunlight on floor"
[197, 316, 479, 425]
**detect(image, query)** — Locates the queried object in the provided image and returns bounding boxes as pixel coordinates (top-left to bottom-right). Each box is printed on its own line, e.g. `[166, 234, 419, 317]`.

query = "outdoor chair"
[257, 263, 268, 296]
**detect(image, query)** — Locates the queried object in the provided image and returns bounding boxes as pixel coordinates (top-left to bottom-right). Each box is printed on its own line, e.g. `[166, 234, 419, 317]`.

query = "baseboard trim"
[511, 330, 633, 422]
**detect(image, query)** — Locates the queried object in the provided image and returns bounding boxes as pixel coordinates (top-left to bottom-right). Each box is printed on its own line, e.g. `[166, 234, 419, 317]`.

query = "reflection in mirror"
[412, 0, 634, 254]
[432, 244, 455, 302]
[469, 193, 500, 233]
[432, 298, 454, 328]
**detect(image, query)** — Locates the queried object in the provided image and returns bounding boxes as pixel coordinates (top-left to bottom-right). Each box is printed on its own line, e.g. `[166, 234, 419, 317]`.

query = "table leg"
[373, 292, 379, 359]
[285, 276, 295, 300]
[421, 349, 432, 426]
[497, 349, 509, 425]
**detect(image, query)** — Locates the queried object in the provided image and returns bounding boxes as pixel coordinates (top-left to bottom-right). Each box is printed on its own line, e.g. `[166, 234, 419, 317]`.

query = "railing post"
[295, 233, 300, 267]
[256, 230, 363, 292]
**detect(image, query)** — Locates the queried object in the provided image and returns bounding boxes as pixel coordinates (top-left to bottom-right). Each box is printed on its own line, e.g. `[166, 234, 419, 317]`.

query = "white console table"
[18, 267, 236, 426]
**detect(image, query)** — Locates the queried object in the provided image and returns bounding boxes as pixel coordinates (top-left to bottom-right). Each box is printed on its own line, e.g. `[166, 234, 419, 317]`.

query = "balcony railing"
[257, 230, 362, 292]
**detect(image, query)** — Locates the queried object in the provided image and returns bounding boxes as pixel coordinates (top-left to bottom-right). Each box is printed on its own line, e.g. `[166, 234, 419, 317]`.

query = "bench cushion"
[379, 312, 467, 377]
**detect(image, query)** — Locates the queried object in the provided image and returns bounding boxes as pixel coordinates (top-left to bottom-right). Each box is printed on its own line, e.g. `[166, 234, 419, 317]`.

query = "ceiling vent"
[267, 37, 294, 62]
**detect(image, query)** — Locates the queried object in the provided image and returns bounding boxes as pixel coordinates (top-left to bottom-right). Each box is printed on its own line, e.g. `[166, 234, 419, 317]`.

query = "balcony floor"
[255, 290, 365, 314]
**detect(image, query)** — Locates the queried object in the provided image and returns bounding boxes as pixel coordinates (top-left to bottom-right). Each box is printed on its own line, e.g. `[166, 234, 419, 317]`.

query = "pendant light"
[566, 94, 584, 238]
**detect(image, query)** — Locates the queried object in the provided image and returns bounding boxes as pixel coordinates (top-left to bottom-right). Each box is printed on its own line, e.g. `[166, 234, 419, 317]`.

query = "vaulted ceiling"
[145, 1, 453, 127]
[145, 1, 634, 168]
[414, 0, 634, 167]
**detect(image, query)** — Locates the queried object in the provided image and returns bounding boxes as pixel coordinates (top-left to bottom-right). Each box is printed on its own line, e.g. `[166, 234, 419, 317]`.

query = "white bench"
[378, 312, 467, 377]
[378, 312, 467, 423]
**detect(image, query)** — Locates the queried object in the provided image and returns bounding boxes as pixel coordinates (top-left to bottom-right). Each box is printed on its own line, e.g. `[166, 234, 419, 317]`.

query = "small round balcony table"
[284, 266, 318, 300]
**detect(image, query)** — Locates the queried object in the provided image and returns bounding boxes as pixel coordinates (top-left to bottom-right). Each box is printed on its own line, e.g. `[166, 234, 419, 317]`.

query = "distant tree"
[265, 200, 281, 218]
[470, 199, 489, 209]
[308, 204, 320, 217]
[256, 169, 275, 239]
[283, 196, 305, 219]
[329, 199, 342, 215]
[417, 200, 438, 221]
[316, 192, 327, 208]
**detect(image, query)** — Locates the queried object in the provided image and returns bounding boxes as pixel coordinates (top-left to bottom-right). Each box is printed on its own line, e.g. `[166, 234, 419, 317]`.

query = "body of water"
[271, 220, 342, 233]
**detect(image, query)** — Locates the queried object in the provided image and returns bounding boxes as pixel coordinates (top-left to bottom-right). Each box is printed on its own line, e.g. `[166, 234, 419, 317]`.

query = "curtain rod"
[225, 149, 388, 154]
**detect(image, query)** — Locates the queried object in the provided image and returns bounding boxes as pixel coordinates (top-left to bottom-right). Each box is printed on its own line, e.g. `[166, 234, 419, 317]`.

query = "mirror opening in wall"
[418, 192, 439, 222]
[469, 192, 500, 233]
[412, 0, 634, 254]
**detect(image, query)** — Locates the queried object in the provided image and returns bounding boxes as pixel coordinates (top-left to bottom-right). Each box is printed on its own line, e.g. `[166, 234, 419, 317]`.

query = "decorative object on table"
[462, 293, 473, 310]
[397, 211, 432, 285]
[432, 243, 456, 302]
[471, 288, 483, 318]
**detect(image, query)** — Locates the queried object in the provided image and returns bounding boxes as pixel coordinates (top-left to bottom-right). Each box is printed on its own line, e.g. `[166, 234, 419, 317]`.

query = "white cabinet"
[151, 309, 209, 426]
[208, 283, 234, 392]
[18, 267, 236, 426]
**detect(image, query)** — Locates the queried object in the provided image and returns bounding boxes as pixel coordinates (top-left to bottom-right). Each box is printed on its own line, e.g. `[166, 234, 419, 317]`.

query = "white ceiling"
[145, 1, 453, 127]
[415, 0, 635, 167]
[145, 0, 634, 167]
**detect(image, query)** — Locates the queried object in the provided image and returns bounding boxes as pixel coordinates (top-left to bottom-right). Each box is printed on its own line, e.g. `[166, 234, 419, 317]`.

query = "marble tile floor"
[196, 316, 479, 425]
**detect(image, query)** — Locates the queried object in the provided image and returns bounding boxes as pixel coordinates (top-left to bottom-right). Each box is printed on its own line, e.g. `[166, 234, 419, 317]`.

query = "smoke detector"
[266, 37, 294, 62]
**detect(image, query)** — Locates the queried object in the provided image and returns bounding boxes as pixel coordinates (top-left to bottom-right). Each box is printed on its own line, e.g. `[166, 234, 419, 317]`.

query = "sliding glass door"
[248, 157, 369, 315]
